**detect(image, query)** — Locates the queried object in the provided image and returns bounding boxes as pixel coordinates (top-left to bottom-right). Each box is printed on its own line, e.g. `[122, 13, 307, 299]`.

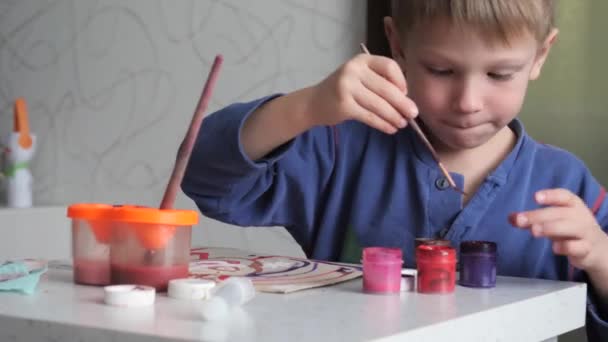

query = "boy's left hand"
[510, 188, 608, 272]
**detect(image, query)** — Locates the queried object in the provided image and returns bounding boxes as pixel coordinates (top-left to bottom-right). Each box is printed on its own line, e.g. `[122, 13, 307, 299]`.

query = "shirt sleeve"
[181, 94, 337, 251]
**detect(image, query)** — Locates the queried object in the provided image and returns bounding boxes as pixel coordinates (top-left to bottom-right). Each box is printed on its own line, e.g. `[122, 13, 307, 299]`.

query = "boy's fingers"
[535, 189, 580, 207]
[510, 207, 569, 228]
[361, 69, 418, 121]
[553, 240, 590, 259]
[532, 220, 584, 240]
[350, 100, 398, 135]
[365, 55, 407, 93]
[353, 87, 405, 131]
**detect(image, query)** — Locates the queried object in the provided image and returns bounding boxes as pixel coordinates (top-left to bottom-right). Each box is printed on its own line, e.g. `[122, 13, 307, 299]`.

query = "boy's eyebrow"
[487, 58, 529, 70]
[417, 51, 529, 70]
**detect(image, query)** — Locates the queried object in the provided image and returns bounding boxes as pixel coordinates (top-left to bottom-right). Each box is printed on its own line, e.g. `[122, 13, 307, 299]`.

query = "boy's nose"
[452, 79, 483, 114]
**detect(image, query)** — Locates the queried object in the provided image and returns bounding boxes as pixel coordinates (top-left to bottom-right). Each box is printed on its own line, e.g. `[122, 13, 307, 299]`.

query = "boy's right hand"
[308, 53, 419, 134]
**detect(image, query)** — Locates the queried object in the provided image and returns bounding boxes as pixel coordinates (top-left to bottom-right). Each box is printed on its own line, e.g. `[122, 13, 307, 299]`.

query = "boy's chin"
[435, 132, 494, 151]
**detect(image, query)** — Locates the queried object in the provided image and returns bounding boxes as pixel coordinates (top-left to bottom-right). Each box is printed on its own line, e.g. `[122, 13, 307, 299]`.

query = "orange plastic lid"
[67, 203, 125, 244]
[113, 206, 198, 226]
[67, 203, 116, 220]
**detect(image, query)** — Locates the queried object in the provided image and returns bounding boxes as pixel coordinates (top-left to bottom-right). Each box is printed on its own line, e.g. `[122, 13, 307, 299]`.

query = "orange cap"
[14, 98, 33, 149]
[112, 207, 198, 225]
[67, 203, 115, 220]
[113, 207, 198, 250]
[67, 204, 198, 249]
[67, 203, 118, 244]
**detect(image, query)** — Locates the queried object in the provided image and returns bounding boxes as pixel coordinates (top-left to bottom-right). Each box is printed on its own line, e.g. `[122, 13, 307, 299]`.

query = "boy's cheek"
[407, 81, 449, 114]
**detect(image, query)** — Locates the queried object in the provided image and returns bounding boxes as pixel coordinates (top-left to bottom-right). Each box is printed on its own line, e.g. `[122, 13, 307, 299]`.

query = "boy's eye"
[487, 72, 513, 81]
[425, 66, 453, 76]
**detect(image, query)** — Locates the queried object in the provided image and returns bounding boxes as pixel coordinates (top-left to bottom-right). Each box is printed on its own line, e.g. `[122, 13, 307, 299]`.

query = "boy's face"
[385, 18, 557, 151]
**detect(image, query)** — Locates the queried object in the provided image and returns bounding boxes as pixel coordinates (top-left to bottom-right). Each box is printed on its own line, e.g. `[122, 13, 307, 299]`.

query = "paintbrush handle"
[407, 119, 440, 162]
[408, 113, 460, 190]
[359, 43, 463, 194]
[160, 55, 224, 210]
[406, 116, 461, 190]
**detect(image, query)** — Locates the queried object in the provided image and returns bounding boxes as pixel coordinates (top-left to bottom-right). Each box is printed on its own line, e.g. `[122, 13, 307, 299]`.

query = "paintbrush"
[160, 54, 224, 210]
[142, 54, 224, 264]
[359, 43, 465, 196]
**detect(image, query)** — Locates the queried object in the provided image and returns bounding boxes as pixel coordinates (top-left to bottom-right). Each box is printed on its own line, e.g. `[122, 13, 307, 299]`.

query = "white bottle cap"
[104, 285, 156, 307]
[168, 278, 216, 300]
[199, 277, 256, 321]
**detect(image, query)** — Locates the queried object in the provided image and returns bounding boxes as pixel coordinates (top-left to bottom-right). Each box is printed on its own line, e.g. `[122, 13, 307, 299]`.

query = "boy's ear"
[530, 28, 559, 80]
[383, 16, 406, 65]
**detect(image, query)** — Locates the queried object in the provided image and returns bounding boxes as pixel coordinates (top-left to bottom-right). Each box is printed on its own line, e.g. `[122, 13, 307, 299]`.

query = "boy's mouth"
[444, 121, 482, 130]
[440, 116, 491, 130]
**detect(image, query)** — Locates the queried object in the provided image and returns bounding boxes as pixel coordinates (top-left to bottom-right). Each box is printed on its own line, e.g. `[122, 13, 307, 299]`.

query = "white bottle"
[199, 278, 256, 321]
[3, 98, 36, 208]
[3, 132, 36, 208]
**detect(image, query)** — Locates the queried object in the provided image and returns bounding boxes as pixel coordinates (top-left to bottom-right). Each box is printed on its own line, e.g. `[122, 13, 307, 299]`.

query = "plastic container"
[109, 206, 198, 291]
[416, 245, 456, 294]
[459, 241, 497, 288]
[4, 98, 36, 209]
[361, 247, 403, 294]
[68, 204, 115, 285]
[199, 277, 256, 321]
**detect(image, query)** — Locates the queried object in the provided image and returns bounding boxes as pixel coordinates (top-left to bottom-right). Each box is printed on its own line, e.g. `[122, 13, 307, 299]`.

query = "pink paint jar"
[362, 247, 403, 294]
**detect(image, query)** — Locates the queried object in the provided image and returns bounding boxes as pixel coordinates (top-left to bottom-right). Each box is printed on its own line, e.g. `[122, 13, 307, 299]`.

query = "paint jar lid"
[416, 245, 456, 262]
[103, 285, 156, 307]
[415, 238, 451, 248]
[168, 278, 216, 300]
[362, 247, 403, 263]
[460, 241, 497, 254]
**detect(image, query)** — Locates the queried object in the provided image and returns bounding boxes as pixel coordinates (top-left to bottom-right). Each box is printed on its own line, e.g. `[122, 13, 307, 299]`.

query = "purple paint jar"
[459, 241, 497, 288]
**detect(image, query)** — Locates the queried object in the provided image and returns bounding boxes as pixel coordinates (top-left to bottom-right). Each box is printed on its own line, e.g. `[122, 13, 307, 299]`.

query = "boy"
[182, 0, 608, 339]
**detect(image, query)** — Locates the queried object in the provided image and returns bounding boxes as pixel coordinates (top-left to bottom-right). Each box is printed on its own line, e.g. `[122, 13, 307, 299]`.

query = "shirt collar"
[406, 118, 528, 186]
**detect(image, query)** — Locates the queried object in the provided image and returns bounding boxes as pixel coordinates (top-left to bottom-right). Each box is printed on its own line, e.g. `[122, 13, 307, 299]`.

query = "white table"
[0, 266, 586, 342]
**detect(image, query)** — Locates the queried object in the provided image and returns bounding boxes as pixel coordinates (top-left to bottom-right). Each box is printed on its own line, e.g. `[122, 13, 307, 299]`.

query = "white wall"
[0, 0, 366, 256]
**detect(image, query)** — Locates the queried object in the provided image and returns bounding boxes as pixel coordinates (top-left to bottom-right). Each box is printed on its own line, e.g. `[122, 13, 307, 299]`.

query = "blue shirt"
[182, 94, 608, 340]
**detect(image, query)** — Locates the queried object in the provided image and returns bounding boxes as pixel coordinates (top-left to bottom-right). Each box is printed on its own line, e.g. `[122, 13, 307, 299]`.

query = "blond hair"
[391, 0, 555, 44]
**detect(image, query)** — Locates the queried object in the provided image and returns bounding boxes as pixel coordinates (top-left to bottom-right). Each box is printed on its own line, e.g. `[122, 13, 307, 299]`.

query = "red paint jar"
[414, 238, 451, 267]
[416, 245, 456, 294]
